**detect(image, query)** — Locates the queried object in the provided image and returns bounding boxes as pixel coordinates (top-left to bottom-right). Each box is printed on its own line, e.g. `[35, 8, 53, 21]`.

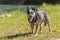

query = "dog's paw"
[34, 33, 38, 36]
[34, 34, 37, 36]
[49, 30, 52, 33]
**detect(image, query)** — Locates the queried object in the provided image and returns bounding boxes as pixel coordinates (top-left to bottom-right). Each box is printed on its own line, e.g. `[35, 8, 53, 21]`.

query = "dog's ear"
[27, 6, 30, 14]
[32, 8, 37, 11]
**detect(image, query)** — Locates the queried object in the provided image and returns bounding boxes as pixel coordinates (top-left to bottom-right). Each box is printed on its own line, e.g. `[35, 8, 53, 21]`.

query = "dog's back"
[35, 11, 51, 26]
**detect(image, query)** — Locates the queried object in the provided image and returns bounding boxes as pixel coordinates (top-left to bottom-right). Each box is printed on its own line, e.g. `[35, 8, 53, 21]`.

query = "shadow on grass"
[0, 32, 32, 39]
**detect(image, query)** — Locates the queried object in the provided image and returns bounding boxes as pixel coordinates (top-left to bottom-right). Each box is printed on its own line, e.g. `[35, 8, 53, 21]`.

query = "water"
[0, 5, 39, 13]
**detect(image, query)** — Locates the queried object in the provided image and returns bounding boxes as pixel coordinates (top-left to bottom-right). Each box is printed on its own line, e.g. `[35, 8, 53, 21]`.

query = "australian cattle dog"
[26, 7, 52, 36]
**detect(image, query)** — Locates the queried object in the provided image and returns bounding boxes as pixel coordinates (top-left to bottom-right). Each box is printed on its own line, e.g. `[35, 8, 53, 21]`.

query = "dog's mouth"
[28, 17, 34, 23]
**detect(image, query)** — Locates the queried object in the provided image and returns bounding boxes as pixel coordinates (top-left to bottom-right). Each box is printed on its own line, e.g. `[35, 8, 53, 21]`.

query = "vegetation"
[0, 0, 60, 5]
[0, 3, 60, 40]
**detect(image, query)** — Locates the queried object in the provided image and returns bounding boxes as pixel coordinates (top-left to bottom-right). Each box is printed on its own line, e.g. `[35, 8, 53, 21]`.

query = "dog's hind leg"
[39, 24, 42, 33]
[48, 23, 52, 33]
[45, 13, 52, 32]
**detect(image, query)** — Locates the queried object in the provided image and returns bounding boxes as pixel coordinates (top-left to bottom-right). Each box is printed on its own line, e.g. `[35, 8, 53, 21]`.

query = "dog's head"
[27, 7, 36, 23]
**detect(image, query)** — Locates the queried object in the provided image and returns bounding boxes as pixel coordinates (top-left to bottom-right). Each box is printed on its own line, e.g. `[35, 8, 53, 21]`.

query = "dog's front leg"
[35, 24, 40, 36]
[30, 23, 35, 34]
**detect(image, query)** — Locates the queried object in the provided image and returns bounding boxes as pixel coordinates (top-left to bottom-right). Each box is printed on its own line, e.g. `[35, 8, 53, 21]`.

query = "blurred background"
[0, 0, 60, 14]
[0, 0, 60, 5]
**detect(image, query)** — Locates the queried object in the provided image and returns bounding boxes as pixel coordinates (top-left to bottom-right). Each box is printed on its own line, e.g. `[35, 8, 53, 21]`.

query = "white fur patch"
[30, 9, 32, 12]
[30, 9, 34, 12]
[33, 12, 35, 16]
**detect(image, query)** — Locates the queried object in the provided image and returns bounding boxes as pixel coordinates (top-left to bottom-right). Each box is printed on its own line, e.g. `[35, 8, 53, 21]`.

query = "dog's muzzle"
[28, 12, 35, 23]
[28, 16, 34, 23]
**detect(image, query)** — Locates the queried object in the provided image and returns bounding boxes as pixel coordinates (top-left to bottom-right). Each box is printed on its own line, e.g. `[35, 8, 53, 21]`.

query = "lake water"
[0, 5, 39, 13]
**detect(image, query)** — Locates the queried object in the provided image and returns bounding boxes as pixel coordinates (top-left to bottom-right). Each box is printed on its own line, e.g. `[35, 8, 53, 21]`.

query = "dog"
[26, 7, 52, 36]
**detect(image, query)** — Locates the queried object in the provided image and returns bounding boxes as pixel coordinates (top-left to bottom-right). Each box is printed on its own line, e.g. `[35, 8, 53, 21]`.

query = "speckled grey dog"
[27, 7, 52, 36]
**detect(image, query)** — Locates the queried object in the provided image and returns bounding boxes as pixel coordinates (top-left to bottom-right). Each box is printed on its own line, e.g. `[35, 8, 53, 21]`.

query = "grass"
[0, 3, 60, 40]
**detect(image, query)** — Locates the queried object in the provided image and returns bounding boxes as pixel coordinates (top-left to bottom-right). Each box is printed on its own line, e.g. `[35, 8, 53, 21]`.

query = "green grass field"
[0, 4, 60, 40]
